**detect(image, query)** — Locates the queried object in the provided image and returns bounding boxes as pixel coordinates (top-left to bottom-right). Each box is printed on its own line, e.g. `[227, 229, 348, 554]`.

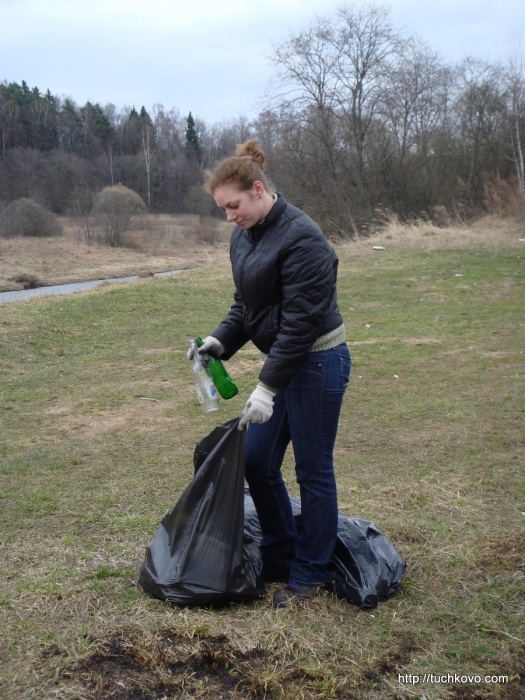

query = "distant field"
[0, 214, 523, 699]
[0, 213, 231, 292]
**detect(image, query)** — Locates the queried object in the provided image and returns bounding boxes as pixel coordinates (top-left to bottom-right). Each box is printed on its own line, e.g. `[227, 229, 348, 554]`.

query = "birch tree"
[506, 46, 525, 203]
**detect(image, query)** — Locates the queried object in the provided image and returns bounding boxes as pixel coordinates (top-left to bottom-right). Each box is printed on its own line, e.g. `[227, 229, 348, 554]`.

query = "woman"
[193, 139, 351, 608]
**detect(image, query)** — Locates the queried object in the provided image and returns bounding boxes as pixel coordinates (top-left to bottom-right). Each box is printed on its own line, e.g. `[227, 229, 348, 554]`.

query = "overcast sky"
[2, 0, 524, 125]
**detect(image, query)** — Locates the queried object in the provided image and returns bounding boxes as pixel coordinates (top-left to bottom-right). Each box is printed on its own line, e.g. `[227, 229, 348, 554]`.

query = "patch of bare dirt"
[0, 214, 231, 292]
[61, 628, 273, 699]
[46, 396, 179, 437]
[477, 533, 525, 574]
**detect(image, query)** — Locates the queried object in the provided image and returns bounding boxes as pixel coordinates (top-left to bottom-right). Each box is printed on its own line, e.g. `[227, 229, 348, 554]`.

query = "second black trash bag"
[138, 417, 264, 607]
[243, 490, 406, 610]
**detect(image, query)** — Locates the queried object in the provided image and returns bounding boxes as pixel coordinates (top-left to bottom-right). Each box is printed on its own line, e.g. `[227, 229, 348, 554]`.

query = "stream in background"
[0, 270, 184, 304]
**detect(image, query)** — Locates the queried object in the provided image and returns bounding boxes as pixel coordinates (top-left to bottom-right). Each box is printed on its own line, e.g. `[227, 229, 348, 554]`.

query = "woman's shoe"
[272, 581, 317, 608]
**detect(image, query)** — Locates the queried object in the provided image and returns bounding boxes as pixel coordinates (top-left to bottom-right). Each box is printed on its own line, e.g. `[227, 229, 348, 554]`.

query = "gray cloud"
[1, 0, 523, 123]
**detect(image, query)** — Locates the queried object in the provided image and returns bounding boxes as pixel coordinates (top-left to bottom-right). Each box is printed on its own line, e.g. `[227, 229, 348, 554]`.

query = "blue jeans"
[244, 342, 351, 586]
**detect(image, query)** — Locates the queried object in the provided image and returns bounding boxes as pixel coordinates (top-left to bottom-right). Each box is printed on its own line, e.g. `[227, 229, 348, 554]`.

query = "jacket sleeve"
[211, 289, 250, 359]
[258, 225, 338, 390]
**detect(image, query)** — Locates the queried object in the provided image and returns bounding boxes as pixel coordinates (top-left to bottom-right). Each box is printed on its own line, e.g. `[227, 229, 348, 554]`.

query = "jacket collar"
[249, 193, 286, 239]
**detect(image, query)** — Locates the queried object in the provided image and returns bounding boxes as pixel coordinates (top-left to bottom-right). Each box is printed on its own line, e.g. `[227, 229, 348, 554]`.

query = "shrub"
[11, 273, 43, 289]
[70, 187, 101, 245]
[0, 198, 63, 238]
[182, 184, 218, 218]
[183, 220, 221, 245]
[195, 223, 220, 245]
[93, 184, 146, 247]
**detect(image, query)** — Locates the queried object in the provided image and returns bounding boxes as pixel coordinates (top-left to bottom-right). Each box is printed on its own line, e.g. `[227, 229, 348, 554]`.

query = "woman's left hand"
[238, 385, 275, 430]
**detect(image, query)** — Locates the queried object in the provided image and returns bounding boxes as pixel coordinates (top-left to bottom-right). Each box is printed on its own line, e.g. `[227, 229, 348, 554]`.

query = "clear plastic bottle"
[191, 341, 219, 413]
[195, 336, 238, 399]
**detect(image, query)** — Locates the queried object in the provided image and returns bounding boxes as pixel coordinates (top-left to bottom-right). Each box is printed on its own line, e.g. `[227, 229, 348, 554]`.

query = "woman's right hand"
[186, 336, 224, 361]
[238, 385, 275, 430]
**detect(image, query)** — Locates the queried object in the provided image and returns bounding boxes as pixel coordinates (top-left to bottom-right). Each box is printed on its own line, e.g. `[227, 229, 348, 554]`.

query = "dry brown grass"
[363, 213, 525, 253]
[0, 213, 231, 292]
[1, 212, 522, 293]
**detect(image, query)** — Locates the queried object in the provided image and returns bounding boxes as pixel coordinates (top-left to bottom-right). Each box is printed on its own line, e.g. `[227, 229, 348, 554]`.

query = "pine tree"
[185, 111, 202, 163]
[139, 106, 152, 126]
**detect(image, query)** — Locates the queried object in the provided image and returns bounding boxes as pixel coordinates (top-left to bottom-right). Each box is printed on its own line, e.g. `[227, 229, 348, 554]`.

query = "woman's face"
[213, 182, 266, 230]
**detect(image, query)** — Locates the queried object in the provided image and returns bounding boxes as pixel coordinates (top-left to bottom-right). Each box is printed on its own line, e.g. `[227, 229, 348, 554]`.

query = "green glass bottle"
[195, 337, 239, 400]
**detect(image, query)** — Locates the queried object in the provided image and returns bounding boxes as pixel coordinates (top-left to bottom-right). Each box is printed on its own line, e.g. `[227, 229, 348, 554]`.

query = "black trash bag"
[139, 418, 405, 609]
[138, 417, 264, 607]
[243, 489, 406, 610]
[326, 509, 406, 609]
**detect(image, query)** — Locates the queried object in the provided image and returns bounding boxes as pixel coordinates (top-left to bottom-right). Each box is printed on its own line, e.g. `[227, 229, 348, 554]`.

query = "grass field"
[1, 216, 524, 699]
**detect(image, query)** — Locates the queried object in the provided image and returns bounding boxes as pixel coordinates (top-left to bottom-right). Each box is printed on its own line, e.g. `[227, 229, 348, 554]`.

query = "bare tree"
[0, 93, 19, 159]
[267, 16, 357, 235]
[266, 4, 403, 235]
[71, 187, 100, 244]
[380, 39, 455, 214]
[455, 58, 507, 198]
[332, 4, 401, 220]
[506, 44, 525, 203]
[199, 114, 254, 171]
[141, 123, 157, 211]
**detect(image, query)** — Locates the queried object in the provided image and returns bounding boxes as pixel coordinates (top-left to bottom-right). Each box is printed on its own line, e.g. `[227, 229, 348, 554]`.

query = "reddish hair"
[206, 139, 270, 194]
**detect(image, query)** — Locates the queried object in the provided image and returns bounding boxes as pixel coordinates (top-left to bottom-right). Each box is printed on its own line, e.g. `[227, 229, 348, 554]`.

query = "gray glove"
[186, 336, 224, 362]
[238, 385, 276, 430]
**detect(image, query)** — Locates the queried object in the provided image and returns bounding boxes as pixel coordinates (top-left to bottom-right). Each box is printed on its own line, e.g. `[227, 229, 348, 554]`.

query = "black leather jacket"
[212, 194, 344, 390]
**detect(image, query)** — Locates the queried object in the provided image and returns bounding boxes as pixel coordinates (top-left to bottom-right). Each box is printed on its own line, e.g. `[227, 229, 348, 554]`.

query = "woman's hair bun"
[235, 139, 266, 170]
[207, 138, 270, 193]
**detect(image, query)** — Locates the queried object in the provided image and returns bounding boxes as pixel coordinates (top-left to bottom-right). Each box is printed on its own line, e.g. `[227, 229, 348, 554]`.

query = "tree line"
[1, 3, 523, 237]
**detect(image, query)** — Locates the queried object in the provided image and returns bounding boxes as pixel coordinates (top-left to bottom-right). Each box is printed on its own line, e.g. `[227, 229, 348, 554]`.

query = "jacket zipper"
[239, 230, 259, 296]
